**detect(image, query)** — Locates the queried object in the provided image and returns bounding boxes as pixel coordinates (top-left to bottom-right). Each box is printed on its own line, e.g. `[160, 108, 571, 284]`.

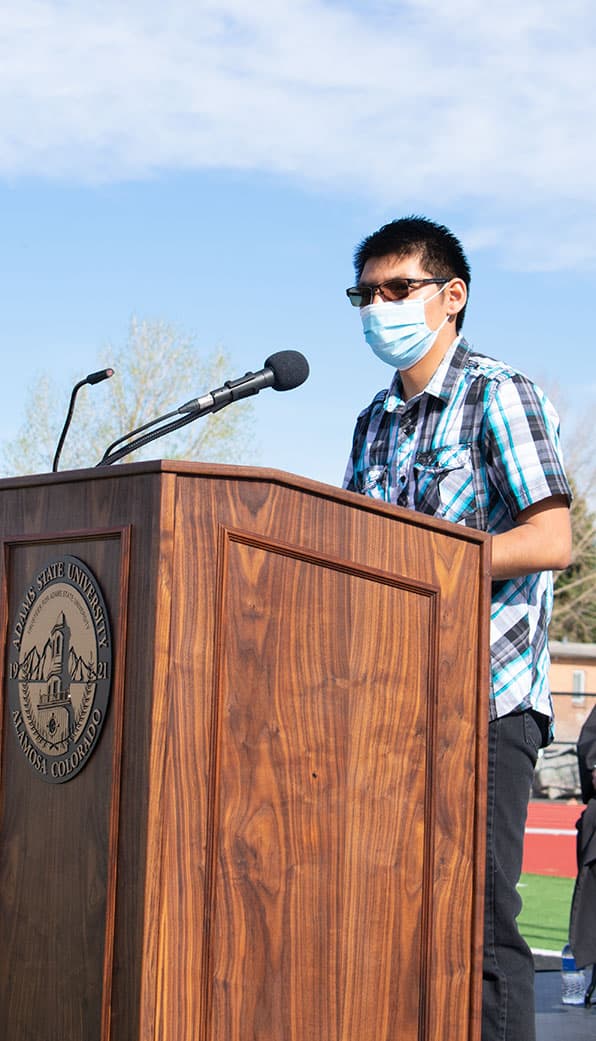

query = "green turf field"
[517, 872, 575, 952]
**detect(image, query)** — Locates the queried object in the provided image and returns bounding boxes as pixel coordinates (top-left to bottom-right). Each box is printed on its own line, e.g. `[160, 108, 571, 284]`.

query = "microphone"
[53, 368, 114, 472]
[97, 351, 309, 466]
[178, 350, 310, 414]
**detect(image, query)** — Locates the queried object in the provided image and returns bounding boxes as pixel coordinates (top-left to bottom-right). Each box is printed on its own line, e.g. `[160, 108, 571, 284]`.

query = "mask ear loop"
[426, 282, 449, 303]
[423, 281, 452, 337]
[436, 279, 464, 325]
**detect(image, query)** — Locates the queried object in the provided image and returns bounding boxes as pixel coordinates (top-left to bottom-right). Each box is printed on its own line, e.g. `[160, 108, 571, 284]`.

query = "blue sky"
[1, 0, 595, 487]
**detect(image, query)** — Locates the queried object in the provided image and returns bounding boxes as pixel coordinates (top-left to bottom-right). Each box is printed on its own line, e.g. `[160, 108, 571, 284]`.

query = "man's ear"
[446, 278, 467, 318]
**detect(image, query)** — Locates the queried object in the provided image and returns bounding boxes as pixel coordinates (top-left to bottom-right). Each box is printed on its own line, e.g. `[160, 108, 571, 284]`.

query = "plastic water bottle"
[561, 943, 586, 1005]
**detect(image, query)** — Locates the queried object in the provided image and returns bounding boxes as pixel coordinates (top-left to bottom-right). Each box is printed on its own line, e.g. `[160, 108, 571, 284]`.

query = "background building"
[534, 642, 596, 799]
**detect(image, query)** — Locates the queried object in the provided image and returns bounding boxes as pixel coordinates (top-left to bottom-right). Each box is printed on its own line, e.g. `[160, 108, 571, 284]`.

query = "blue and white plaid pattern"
[343, 338, 571, 722]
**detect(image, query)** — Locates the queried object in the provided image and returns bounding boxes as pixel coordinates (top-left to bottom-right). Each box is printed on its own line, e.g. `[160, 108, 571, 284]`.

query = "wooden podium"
[0, 461, 491, 1041]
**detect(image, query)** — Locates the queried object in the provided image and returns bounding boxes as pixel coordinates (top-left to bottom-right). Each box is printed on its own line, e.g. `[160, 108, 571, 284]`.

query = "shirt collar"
[384, 336, 469, 411]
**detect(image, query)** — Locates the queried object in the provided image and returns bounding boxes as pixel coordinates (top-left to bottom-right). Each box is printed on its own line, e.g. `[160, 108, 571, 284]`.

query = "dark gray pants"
[482, 710, 545, 1041]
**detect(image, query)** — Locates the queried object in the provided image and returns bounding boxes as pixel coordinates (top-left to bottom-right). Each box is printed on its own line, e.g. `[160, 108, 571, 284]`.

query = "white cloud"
[1, 0, 596, 267]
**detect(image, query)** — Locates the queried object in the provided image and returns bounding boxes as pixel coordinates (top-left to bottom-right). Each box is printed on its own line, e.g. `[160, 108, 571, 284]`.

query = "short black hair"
[354, 215, 471, 332]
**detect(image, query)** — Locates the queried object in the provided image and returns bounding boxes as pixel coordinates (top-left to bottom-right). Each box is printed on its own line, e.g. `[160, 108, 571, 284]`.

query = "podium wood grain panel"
[0, 470, 176, 1041]
[0, 531, 129, 1041]
[206, 535, 438, 1041]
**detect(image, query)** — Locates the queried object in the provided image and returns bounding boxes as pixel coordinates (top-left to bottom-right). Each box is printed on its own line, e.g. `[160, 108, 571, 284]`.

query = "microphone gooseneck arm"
[98, 405, 182, 462]
[96, 399, 220, 467]
[53, 368, 114, 473]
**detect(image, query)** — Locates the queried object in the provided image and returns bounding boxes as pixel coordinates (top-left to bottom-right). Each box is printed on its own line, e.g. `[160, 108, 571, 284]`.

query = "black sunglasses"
[346, 277, 449, 308]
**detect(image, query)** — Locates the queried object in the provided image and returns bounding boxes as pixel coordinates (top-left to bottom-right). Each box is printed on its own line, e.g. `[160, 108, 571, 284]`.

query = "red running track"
[522, 801, 582, 878]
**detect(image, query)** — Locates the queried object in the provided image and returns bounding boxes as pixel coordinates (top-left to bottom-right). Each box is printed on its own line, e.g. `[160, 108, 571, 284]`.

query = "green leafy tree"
[545, 386, 596, 644]
[552, 481, 596, 643]
[0, 317, 258, 476]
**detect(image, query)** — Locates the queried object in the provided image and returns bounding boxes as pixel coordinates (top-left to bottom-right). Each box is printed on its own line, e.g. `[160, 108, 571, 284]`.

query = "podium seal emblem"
[6, 555, 112, 783]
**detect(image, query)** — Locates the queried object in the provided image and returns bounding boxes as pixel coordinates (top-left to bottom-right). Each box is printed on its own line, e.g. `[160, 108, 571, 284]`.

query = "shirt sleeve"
[343, 420, 363, 492]
[483, 374, 572, 520]
[343, 456, 356, 491]
[342, 400, 380, 492]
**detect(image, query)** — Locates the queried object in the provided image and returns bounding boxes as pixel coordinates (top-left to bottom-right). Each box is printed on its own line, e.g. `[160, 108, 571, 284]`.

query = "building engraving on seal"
[6, 555, 112, 783]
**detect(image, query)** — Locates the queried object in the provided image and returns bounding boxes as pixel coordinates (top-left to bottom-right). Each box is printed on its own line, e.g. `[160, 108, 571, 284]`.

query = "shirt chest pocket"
[413, 445, 476, 523]
[360, 465, 388, 499]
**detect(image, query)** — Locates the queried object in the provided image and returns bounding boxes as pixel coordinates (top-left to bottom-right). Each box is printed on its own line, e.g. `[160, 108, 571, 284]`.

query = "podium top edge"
[0, 458, 490, 547]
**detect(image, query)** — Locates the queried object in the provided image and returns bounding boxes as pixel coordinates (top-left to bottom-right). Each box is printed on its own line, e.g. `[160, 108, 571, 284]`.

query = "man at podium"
[343, 216, 572, 1041]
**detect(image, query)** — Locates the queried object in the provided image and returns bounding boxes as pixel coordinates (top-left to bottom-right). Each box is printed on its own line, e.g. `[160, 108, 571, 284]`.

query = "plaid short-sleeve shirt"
[343, 338, 572, 723]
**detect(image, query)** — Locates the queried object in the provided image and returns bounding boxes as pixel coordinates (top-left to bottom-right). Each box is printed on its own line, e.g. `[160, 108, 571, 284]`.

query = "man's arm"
[491, 494, 572, 580]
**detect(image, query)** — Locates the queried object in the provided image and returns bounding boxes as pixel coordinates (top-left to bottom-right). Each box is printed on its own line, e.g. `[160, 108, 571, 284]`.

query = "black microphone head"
[264, 350, 310, 392]
[86, 368, 115, 385]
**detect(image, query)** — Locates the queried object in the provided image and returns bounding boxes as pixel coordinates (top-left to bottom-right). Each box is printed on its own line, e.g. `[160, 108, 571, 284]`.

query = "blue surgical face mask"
[360, 284, 449, 370]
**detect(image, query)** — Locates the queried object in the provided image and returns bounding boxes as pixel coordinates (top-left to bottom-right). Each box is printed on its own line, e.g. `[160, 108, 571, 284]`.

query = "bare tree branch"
[0, 318, 258, 476]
